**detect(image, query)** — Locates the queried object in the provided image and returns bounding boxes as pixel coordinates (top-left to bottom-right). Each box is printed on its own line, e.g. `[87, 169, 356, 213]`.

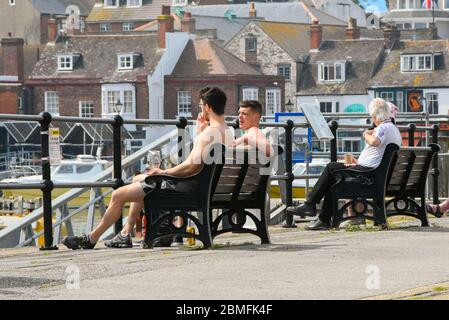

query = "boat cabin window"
[57, 165, 74, 174]
[76, 165, 95, 174]
[294, 165, 326, 176]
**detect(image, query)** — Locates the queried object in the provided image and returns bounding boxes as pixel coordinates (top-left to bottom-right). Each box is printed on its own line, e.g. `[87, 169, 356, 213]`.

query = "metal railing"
[0, 111, 447, 248]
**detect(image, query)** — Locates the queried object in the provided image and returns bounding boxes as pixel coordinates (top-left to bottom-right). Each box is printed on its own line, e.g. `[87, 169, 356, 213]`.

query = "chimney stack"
[383, 25, 400, 50]
[181, 12, 196, 34]
[47, 18, 58, 42]
[157, 5, 174, 49]
[1, 38, 24, 81]
[249, 2, 257, 18]
[310, 20, 322, 50]
[345, 17, 360, 40]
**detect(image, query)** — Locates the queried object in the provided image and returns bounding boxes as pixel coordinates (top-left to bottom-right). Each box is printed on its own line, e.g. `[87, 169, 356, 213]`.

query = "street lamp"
[114, 99, 123, 115]
[418, 96, 429, 145]
[286, 99, 294, 112]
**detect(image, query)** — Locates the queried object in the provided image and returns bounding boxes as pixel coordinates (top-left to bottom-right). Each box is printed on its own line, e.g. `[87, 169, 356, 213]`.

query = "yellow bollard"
[186, 226, 195, 246]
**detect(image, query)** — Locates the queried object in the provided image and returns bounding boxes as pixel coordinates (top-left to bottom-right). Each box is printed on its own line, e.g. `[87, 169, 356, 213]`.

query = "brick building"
[225, 18, 382, 111]
[0, 38, 43, 114]
[165, 37, 285, 119]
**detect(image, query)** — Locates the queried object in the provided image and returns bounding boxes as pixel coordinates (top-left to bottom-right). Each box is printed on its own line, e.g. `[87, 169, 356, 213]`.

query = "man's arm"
[151, 129, 211, 177]
[245, 127, 273, 156]
[363, 130, 381, 147]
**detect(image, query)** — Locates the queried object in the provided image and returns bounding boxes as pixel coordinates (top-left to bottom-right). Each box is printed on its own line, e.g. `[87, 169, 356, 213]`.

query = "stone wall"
[225, 22, 297, 110]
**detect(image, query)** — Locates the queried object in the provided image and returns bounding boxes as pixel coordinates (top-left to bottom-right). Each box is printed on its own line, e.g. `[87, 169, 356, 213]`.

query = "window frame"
[177, 91, 192, 117]
[401, 54, 433, 72]
[79, 101, 95, 118]
[396, 91, 404, 112]
[126, 0, 142, 7]
[379, 92, 394, 103]
[319, 101, 333, 113]
[265, 88, 281, 116]
[318, 62, 345, 82]
[118, 54, 134, 70]
[277, 63, 291, 81]
[44, 91, 60, 116]
[172, 0, 188, 5]
[242, 87, 259, 101]
[99, 23, 111, 32]
[101, 84, 136, 116]
[57, 55, 73, 71]
[104, 0, 118, 8]
[122, 22, 135, 32]
[426, 92, 439, 114]
[245, 37, 257, 52]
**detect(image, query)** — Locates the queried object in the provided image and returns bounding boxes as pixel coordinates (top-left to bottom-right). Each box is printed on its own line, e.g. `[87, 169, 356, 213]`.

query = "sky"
[360, 0, 388, 13]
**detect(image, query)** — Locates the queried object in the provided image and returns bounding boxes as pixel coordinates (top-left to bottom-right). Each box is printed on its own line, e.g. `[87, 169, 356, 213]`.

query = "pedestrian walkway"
[1, 216, 449, 300]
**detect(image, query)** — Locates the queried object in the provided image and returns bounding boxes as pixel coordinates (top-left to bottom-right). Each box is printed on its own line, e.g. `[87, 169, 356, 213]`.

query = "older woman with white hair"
[289, 98, 402, 230]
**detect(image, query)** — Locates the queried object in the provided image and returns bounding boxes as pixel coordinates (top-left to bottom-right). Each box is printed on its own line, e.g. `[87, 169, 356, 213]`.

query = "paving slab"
[1, 216, 449, 300]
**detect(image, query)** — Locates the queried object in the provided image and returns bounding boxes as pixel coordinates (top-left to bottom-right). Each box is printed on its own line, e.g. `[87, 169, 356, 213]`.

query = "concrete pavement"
[1, 216, 449, 300]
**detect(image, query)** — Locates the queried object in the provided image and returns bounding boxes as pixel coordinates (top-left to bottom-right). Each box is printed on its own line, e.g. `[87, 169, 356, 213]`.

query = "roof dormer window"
[58, 55, 73, 71]
[401, 54, 433, 72]
[104, 0, 118, 8]
[318, 62, 345, 82]
[57, 53, 81, 71]
[118, 53, 140, 70]
[57, 53, 83, 71]
[127, 0, 142, 7]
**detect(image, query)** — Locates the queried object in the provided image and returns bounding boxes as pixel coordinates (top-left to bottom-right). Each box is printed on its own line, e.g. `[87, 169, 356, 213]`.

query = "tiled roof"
[29, 0, 95, 16]
[29, 34, 163, 83]
[135, 14, 250, 44]
[86, 0, 172, 22]
[171, 38, 262, 76]
[297, 39, 385, 95]
[185, 2, 346, 25]
[368, 39, 449, 88]
[255, 21, 351, 59]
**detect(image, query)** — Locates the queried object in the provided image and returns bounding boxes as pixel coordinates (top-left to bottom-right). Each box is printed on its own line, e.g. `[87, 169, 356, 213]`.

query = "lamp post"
[286, 99, 294, 112]
[418, 96, 429, 145]
[419, 95, 430, 199]
[114, 99, 123, 115]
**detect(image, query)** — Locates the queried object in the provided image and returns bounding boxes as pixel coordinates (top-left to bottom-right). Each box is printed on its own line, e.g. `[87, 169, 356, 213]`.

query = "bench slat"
[218, 176, 261, 185]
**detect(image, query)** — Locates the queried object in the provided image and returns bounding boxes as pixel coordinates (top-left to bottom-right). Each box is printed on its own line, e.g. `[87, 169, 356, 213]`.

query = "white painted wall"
[297, 94, 370, 113]
[146, 32, 190, 142]
[368, 88, 449, 115]
[312, 0, 367, 27]
[148, 32, 190, 120]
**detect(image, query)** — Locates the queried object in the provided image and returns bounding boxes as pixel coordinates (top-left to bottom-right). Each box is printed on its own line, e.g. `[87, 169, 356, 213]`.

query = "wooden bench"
[142, 144, 280, 248]
[329, 143, 439, 228]
[384, 144, 440, 226]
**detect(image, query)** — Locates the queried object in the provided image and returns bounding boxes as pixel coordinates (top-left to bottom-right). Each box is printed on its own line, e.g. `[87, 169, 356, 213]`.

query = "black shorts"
[140, 179, 198, 195]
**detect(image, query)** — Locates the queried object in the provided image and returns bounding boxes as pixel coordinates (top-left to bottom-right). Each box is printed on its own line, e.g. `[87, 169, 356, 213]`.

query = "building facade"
[383, 0, 449, 38]
[0, 0, 95, 44]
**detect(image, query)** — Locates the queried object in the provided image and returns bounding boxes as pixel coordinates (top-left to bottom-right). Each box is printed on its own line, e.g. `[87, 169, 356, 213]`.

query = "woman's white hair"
[368, 98, 390, 122]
